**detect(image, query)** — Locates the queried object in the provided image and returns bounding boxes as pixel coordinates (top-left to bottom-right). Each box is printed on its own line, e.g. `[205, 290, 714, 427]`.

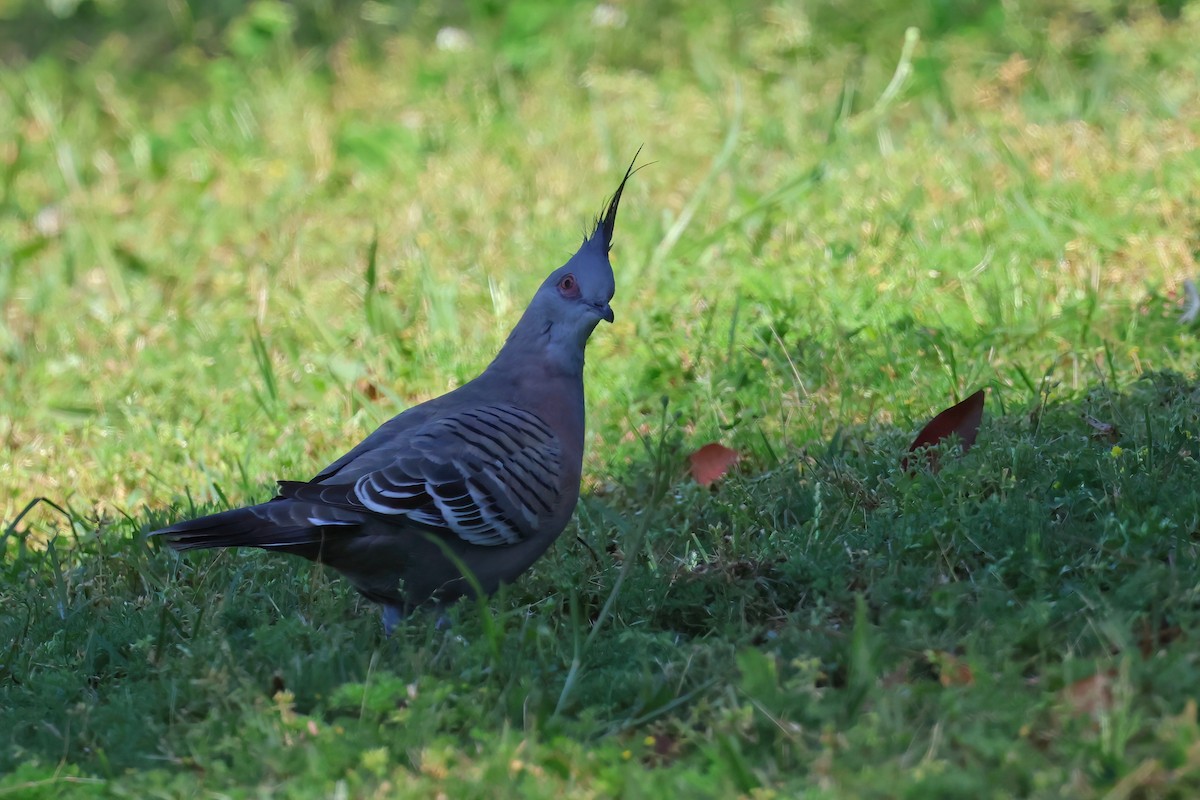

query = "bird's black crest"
[590, 146, 645, 251]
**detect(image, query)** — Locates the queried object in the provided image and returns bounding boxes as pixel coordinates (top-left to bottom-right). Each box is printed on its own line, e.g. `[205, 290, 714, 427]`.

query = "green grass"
[4, 0, 1200, 796]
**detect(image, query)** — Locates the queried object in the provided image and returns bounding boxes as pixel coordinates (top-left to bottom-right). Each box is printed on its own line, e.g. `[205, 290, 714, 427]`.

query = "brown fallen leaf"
[1060, 670, 1117, 721]
[881, 659, 914, 689]
[689, 442, 740, 487]
[903, 389, 986, 472]
[926, 650, 975, 687]
[880, 652, 974, 689]
[355, 377, 383, 401]
[642, 731, 682, 767]
[1137, 617, 1184, 658]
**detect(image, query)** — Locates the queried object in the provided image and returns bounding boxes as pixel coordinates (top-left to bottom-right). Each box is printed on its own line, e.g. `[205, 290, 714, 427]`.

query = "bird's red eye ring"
[557, 274, 580, 298]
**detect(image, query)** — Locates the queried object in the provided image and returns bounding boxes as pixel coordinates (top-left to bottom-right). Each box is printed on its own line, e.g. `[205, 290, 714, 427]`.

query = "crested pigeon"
[152, 157, 637, 631]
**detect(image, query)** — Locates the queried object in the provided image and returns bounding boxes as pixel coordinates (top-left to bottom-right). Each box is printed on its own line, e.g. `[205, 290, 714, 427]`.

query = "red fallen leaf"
[689, 443, 739, 487]
[903, 389, 986, 472]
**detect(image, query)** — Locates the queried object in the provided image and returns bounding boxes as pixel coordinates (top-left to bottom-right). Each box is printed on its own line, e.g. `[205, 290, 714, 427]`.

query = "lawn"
[3, 0, 1200, 796]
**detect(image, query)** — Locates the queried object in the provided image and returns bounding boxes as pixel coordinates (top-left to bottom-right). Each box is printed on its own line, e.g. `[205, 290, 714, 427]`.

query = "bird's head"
[504, 153, 639, 369]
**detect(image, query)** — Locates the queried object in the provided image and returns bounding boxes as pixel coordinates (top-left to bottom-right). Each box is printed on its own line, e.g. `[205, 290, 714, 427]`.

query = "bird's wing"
[278, 405, 561, 546]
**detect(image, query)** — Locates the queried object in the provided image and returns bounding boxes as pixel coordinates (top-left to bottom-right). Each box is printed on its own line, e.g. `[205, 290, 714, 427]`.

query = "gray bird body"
[153, 157, 637, 629]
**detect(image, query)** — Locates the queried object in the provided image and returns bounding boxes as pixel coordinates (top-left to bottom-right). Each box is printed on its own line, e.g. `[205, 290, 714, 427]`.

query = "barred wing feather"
[278, 405, 561, 546]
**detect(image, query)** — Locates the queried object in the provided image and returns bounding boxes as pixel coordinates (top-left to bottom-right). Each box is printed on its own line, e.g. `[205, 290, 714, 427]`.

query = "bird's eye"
[557, 274, 580, 298]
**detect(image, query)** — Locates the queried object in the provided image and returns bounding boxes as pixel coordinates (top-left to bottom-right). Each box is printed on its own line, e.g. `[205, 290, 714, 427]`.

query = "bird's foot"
[381, 605, 405, 636]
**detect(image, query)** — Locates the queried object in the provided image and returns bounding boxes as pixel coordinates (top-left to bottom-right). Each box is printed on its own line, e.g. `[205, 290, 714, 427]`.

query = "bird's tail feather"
[150, 502, 357, 554]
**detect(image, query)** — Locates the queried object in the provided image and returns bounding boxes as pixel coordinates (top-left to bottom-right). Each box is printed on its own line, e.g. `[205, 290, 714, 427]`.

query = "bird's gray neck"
[479, 313, 588, 453]
[490, 313, 587, 380]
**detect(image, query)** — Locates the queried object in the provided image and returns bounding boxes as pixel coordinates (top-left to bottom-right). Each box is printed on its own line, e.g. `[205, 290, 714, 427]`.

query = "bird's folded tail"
[149, 500, 362, 555]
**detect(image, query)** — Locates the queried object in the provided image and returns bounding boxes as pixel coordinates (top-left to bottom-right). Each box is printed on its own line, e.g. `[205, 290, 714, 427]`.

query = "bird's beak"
[592, 301, 615, 324]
